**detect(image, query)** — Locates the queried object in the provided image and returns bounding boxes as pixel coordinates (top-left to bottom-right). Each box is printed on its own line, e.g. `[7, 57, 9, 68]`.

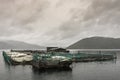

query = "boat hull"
[32, 60, 72, 69]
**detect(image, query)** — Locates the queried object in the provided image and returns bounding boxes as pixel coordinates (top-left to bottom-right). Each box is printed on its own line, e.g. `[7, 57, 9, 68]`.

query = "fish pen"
[48, 52, 116, 62]
[3, 51, 12, 65]
[2, 50, 117, 67]
[72, 52, 116, 62]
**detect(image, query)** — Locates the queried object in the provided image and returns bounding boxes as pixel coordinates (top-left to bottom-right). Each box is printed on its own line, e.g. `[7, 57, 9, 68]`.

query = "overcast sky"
[0, 0, 120, 47]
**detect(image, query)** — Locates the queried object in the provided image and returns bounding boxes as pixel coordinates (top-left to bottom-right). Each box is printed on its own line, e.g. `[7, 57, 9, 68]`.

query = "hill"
[0, 40, 45, 49]
[67, 37, 120, 49]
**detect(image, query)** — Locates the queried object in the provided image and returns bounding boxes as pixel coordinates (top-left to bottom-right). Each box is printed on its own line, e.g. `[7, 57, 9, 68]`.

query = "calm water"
[0, 51, 120, 80]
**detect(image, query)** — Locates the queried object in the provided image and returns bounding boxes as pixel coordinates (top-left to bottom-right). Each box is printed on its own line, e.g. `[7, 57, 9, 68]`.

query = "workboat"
[32, 53, 72, 69]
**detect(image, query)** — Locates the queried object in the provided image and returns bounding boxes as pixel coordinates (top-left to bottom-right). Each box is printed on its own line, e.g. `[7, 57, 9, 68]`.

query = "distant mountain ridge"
[67, 37, 120, 49]
[0, 40, 45, 49]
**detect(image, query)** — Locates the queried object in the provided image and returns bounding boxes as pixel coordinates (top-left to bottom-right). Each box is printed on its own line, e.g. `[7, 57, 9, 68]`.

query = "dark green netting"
[33, 52, 116, 62]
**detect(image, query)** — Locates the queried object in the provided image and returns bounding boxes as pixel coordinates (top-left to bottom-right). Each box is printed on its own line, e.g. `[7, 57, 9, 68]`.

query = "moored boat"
[2, 51, 33, 65]
[32, 53, 72, 69]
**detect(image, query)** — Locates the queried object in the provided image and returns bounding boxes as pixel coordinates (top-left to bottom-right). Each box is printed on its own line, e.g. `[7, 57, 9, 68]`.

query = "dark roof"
[50, 48, 66, 51]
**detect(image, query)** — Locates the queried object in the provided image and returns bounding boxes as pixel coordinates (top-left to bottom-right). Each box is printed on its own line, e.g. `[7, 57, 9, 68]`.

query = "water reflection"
[32, 67, 73, 80]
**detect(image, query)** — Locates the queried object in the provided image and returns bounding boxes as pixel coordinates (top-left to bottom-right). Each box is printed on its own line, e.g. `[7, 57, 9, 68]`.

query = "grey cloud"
[0, 0, 120, 47]
[84, 0, 120, 21]
[0, 0, 49, 36]
[57, 0, 120, 40]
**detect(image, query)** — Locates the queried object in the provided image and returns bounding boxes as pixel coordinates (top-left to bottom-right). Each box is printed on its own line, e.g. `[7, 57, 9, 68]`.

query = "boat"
[2, 51, 33, 65]
[32, 53, 72, 69]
